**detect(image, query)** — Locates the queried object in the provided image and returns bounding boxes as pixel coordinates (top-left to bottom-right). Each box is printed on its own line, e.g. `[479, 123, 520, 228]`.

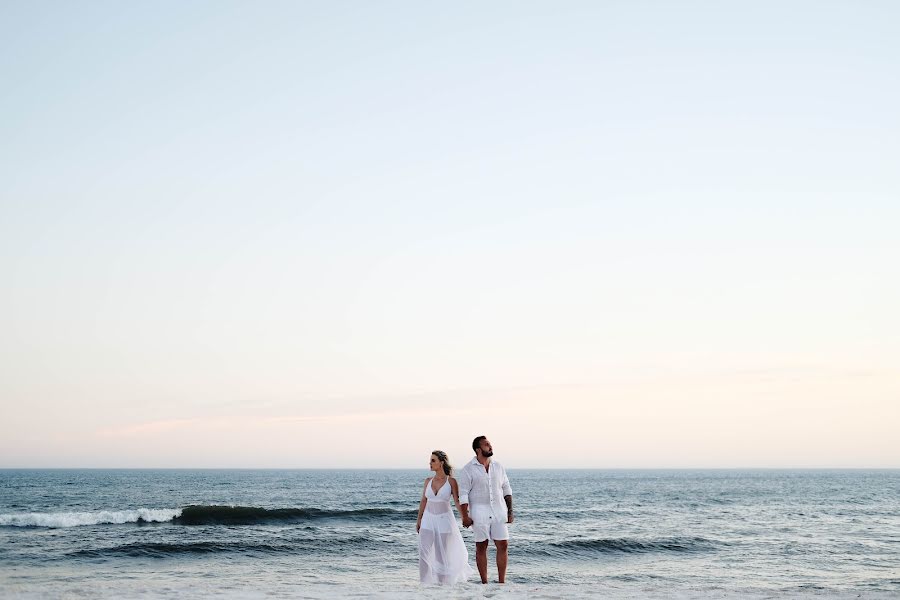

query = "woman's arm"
[416, 478, 428, 533]
[450, 478, 463, 516]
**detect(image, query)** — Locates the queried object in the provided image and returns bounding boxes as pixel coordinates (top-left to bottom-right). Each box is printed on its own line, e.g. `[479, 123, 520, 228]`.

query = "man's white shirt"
[458, 457, 512, 523]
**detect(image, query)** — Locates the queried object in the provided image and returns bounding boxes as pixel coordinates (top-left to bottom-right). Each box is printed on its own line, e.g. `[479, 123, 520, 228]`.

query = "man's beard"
[482, 450, 493, 458]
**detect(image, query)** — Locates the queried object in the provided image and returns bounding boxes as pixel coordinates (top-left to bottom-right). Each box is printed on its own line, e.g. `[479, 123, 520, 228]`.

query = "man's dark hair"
[472, 436, 486, 453]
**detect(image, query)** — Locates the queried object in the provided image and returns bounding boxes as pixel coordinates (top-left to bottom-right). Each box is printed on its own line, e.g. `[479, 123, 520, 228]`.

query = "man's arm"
[457, 465, 473, 527]
[501, 466, 513, 523]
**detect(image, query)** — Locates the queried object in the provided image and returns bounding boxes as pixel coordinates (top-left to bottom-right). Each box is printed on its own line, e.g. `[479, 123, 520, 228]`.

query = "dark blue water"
[1, 470, 898, 598]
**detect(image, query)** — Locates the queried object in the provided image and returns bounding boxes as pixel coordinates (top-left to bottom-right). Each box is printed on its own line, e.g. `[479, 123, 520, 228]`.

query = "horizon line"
[1, 466, 898, 471]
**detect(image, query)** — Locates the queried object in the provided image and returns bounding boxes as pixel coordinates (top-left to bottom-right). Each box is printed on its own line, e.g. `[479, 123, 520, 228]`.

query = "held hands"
[459, 513, 512, 526]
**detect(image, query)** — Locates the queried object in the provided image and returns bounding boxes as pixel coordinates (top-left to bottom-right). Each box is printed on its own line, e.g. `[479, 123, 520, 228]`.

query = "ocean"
[1, 469, 898, 598]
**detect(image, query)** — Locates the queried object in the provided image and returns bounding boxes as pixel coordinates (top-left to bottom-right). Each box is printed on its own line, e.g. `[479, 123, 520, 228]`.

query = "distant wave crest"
[0, 505, 415, 528]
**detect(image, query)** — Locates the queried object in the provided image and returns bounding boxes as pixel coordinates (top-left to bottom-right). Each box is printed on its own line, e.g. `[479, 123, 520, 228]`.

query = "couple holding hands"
[416, 436, 513, 585]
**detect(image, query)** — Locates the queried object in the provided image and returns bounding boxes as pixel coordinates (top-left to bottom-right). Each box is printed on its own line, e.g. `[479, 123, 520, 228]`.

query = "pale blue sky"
[1, 1, 898, 467]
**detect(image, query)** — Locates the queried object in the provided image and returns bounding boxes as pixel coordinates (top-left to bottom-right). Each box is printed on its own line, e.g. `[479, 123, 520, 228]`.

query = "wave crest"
[537, 536, 720, 556]
[172, 505, 414, 525]
[0, 508, 181, 528]
[68, 535, 383, 558]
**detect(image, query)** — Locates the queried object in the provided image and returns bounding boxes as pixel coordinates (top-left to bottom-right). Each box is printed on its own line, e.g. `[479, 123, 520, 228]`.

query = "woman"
[416, 450, 473, 584]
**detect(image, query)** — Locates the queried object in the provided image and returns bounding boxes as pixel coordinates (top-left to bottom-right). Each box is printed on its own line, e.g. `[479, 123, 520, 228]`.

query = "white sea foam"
[0, 508, 181, 528]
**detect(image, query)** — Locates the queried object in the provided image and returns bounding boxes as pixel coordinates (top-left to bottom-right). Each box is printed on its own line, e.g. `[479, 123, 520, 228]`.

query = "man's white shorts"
[471, 506, 509, 542]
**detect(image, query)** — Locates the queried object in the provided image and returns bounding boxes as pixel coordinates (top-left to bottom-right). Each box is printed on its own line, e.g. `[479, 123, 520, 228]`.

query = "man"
[458, 436, 513, 584]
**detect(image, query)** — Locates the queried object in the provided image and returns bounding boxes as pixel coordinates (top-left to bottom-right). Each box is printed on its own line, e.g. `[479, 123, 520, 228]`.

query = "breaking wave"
[0, 505, 415, 528]
[0, 509, 180, 528]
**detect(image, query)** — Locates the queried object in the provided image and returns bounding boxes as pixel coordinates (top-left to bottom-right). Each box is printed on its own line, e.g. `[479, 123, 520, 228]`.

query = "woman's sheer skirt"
[418, 502, 473, 584]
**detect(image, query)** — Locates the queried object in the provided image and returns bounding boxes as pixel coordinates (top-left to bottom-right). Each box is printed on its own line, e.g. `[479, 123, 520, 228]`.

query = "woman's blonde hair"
[432, 450, 452, 476]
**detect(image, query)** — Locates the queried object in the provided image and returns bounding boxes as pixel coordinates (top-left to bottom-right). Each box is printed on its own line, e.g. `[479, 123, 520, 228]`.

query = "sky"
[1, 1, 898, 468]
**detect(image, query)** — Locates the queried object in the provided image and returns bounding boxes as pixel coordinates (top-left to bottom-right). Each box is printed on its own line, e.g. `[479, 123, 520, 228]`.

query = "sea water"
[1, 469, 898, 598]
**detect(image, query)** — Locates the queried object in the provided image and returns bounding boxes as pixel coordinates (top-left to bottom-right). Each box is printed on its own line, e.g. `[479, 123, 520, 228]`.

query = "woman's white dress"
[418, 477, 473, 584]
